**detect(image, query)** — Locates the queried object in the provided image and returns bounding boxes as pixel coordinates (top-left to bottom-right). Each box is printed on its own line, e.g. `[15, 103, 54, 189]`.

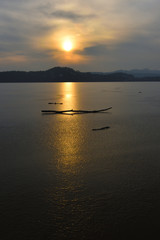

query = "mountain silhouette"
[0, 66, 160, 82]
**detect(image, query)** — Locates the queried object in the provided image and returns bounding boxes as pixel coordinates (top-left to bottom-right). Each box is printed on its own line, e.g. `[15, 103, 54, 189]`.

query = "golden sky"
[0, 0, 160, 71]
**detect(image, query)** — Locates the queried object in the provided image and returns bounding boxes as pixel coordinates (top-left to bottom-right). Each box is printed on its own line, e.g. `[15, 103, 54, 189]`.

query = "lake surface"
[1, 82, 160, 239]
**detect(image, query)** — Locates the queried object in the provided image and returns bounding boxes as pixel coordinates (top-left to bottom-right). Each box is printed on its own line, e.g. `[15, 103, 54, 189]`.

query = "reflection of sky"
[1, 0, 160, 71]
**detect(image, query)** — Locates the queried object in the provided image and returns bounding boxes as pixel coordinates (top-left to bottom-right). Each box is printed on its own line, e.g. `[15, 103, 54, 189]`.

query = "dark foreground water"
[1, 82, 160, 239]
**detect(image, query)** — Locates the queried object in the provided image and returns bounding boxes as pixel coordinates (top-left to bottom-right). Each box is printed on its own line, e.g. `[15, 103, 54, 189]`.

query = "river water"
[1, 82, 160, 239]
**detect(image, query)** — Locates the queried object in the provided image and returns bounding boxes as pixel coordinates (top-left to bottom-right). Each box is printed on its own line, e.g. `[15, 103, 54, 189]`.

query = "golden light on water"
[66, 93, 72, 98]
[63, 82, 75, 109]
[46, 83, 86, 224]
[54, 82, 83, 173]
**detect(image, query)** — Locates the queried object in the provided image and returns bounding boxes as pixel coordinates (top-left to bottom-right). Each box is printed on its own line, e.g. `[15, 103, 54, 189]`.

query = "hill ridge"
[0, 66, 160, 82]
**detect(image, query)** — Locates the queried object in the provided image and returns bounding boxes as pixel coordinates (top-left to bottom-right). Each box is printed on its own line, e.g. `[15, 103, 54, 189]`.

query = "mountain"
[0, 67, 160, 82]
[114, 69, 160, 78]
[93, 69, 160, 78]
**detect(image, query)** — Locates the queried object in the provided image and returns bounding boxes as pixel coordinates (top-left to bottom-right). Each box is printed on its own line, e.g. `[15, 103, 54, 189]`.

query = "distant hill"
[93, 69, 160, 78]
[114, 69, 160, 78]
[0, 67, 160, 82]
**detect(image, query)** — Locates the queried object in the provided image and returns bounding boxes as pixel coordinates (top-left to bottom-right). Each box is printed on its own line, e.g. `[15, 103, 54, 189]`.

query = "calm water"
[1, 82, 160, 239]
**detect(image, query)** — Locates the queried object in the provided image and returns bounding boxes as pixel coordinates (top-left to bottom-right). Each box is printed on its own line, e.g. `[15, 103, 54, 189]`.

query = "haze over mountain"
[100, 69, 160, 78]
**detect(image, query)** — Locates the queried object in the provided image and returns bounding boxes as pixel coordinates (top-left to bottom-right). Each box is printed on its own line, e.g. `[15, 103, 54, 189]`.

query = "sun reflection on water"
[48, 82, 88, 237]
[62, 82, 75, 109]
[66, 93, 72, 99]
[55, 82, 83, 173]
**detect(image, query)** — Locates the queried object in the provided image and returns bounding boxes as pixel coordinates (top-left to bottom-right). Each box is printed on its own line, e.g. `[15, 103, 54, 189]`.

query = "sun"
[63, 39, 73, 52]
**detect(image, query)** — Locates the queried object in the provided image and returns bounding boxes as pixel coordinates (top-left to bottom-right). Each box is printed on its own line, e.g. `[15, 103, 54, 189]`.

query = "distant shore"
[1, 66, 160, 83]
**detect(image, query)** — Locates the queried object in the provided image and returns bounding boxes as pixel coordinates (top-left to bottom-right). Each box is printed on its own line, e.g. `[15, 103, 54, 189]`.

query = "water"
[1, 82, 160, 239]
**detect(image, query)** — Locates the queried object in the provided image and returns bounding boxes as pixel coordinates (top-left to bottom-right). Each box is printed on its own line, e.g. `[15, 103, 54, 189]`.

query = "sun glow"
[63, 39, 73, 52]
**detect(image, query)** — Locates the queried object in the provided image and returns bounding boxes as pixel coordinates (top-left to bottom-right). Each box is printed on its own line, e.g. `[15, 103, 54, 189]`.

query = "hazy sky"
[0, 0, 160, 71]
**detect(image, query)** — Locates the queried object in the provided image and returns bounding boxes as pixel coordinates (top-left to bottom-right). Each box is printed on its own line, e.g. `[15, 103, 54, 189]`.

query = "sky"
[0, 0, 160, 72]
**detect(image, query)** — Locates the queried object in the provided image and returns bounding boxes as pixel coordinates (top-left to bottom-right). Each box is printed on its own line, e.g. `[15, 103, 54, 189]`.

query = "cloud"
[51, 10, 95, 22]
[77, 44, 109, 56]
[1, 0, 160, 71]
